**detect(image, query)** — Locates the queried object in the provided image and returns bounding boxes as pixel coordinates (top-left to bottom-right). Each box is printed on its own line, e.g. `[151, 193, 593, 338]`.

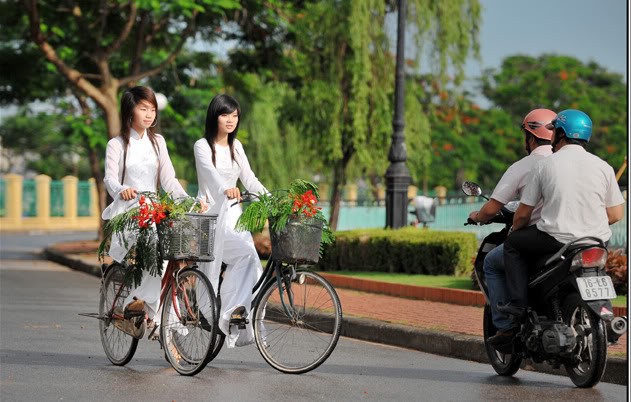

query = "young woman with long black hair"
[194, 94, 267, 348]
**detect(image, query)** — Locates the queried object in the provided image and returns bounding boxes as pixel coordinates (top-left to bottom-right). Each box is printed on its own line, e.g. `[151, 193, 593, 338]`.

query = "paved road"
[0, 233, 627, 401]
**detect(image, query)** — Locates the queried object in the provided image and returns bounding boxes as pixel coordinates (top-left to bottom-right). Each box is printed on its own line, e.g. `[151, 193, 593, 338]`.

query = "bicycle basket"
[157, 213, 217, 261]
[270, 215, 323, 264]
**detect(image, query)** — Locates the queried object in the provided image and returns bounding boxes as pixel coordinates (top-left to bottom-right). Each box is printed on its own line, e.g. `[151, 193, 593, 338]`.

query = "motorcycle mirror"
[461, 181, 482, 197]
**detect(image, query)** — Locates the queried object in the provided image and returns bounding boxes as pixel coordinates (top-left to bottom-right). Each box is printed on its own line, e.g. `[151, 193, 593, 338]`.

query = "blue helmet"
[546, 109, 592, 142]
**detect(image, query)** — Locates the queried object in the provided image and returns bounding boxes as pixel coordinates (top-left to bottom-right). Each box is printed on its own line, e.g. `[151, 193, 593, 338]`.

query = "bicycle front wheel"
[161, 267, 217, 376]
[253, 270, 342, 374]
[99, 263, 138, 366]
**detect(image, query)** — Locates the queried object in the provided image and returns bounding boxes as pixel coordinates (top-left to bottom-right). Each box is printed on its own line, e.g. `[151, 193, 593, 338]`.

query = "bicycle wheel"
[207, 294, 225, 361]
[99, 263, 139, 366]
[160, 267, 217, 376]
[253, 269, 342, 374]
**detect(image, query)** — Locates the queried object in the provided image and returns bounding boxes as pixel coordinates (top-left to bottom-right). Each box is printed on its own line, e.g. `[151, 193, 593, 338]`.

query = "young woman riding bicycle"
[102, 86, 195, 335]
[194, 94, 268, 348]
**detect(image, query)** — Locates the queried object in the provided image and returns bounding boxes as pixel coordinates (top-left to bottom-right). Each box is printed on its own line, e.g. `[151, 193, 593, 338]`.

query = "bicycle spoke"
[254, 271, 342, 373]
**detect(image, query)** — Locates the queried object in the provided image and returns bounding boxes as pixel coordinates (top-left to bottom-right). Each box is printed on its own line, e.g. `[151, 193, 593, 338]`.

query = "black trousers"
[503, 225, 564, 308]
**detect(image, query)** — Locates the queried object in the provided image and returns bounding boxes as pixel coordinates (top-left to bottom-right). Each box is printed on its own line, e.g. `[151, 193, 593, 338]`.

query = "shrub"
[317, 227, 478, 277]
[606, 249, 627, 295]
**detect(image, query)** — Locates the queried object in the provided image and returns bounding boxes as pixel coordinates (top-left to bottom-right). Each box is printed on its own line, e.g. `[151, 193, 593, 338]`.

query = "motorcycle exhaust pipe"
[606, 316, 627, 344]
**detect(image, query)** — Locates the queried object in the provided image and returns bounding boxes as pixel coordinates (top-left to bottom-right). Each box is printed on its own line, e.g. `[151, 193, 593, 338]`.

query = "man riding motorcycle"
[467, 108, 556, 345]
[501, 109, 625, 331]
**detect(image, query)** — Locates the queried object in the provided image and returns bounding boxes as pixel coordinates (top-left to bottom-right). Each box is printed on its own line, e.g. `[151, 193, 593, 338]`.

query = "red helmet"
[521, 109, 556, 140]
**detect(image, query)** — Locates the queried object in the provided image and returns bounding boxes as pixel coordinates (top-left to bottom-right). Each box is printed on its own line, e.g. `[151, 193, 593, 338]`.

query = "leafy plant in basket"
[98, 192, 200, 286]
[235, 180, 334, 263]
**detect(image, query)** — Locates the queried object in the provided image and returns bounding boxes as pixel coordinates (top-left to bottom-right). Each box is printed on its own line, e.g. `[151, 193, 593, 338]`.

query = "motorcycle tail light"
[571, 247, 608, 269]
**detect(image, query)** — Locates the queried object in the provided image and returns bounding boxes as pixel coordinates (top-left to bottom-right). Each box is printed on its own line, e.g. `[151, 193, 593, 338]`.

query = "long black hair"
[119, 86, 160, 153]
[204, 94, 241, 166]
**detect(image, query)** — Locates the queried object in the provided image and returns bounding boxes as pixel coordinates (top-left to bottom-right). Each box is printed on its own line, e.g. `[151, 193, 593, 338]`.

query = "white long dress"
[102, 129, 188, 323]
[194, 138, 267, 348]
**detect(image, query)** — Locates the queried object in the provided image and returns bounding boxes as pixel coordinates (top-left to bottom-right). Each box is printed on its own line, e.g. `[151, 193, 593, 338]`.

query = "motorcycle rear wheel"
[562, 293, 607, 388]
[483, 304, 522, 376]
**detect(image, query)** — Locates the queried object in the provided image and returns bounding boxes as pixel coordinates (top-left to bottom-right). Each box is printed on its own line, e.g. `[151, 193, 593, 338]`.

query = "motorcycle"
[462, 181, 627, 388]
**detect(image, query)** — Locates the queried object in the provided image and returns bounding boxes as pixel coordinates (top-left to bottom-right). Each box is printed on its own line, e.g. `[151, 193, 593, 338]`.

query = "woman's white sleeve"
[103, 139, 126, 199]
[157, 136, 188, 199]
[236, 142, 267, 195]
[194, 140, 230, 197]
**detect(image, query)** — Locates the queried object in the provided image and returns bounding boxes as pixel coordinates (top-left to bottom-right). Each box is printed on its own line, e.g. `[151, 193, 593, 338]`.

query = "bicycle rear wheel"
[99, 263, 138, 366]
[160, 267, 217, 376]
[253, 269, 342, 374]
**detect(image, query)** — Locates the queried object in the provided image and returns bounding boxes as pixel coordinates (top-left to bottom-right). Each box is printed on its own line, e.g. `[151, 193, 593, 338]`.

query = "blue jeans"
[483, 244, 512, 331]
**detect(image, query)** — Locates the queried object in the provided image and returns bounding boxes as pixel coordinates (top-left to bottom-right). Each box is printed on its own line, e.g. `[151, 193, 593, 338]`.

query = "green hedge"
[317, 227, 478, 277]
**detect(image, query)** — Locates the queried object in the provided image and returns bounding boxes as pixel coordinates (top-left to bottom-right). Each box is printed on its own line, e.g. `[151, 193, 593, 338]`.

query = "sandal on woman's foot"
[230, 306, 247, 320]
[112, 309, 146, 339]
[124, 297, 145, 317]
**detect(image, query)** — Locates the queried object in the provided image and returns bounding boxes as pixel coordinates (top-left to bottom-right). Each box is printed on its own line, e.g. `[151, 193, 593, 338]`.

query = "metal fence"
[320, 198, 627, 249]
[0, 179, 5, 216]
[50, 180, 64, 217]
[78, 181, 92, 216]
[1, 178, 627, 249]
[22, 180, 37, 217]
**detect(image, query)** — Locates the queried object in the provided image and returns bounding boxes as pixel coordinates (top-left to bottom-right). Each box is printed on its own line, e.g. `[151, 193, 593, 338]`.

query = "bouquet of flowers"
[99, 192, 200, 286]
[236, 180, 334, 263]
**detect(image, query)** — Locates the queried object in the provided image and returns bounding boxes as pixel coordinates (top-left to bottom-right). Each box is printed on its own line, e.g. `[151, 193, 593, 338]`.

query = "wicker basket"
[270, 216, 323, 264]
[157, 213, 217, 261]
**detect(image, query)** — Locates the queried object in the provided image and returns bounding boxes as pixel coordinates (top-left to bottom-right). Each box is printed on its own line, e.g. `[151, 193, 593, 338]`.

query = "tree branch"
[119, 11, 199, 87]
[22, 0, 110, 109]
[129, 10, 150, 81]
[104, 1, 137, 56]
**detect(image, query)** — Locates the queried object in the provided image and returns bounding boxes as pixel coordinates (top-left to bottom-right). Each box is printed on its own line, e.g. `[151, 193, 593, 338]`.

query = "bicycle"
[89, 200, 220, 376]
[210, 191, 343, 374]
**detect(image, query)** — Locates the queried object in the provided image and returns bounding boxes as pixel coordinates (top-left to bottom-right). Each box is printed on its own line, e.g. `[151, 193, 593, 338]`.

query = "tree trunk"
[328, 152, 353, 231]
[87, 146, 106, 240]
[102, 87, 121, 140]
[328, 166, 343, 231]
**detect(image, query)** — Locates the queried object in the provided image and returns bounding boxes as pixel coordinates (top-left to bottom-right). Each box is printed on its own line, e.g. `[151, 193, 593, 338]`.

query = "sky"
[388, 0, 628, 108]
[467, 0, 627, 81]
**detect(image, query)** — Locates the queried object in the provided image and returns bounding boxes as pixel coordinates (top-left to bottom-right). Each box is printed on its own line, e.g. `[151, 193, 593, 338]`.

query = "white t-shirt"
[490, 145, 552, 225]
[521, 144, 625, 243]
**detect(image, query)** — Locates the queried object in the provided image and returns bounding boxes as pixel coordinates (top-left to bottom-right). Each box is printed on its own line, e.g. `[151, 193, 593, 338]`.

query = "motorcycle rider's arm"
[512, 202, 534, 231]
[606, 203, 624, 225]
[468, 198, 504, 223]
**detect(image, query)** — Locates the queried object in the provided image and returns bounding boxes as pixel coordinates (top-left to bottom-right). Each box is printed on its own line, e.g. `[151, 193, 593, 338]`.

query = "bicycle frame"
[102, 260, 202, 328]
[159, 261, 203, 325]
[250, 255, 298, 320]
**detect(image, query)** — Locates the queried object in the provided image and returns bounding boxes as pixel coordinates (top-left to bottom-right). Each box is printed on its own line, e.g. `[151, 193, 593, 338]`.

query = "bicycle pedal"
[229, 317, 249, 329]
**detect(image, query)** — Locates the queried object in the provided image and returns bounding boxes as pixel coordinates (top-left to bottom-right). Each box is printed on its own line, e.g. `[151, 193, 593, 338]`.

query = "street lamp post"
[385, 0, 411, 229]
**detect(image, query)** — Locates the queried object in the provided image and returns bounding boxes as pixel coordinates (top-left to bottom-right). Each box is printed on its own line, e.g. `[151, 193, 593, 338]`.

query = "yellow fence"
[0, 174, 99, 232]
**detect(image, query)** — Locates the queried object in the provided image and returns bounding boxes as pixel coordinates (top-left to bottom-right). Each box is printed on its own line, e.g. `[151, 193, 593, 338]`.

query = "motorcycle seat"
[527, 252, 557, 281]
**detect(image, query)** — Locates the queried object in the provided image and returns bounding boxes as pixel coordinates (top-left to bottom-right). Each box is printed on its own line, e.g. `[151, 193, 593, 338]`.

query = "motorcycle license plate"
[576, 276, 617, 300]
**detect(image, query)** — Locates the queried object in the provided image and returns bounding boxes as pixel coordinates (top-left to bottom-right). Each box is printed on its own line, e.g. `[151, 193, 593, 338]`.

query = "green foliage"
[99, 191, 199, 286]
[481, 54, 628, 179]
[0, 109, 101, 179]
[317, 227, 478, 276]
[235, 180, 334, 246]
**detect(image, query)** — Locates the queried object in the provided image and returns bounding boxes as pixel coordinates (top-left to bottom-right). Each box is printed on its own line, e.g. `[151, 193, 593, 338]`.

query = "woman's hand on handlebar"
[198, 199, 208, 213]
[224, 187, 242, 202]
[119, 187, 138, 201]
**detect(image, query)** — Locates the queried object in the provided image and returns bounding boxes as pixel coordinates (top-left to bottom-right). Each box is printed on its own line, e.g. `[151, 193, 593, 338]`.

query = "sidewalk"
[44, 241, 627, 385]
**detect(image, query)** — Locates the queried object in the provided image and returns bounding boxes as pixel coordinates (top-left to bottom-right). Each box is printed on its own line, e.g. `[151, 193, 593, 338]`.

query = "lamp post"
[385, 0, 411, 229]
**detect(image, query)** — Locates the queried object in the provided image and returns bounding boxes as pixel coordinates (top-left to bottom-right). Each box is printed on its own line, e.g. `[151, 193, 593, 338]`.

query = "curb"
[343, 316, 627, 386]
[45, 247, 627, 386]
[43, 248, 103, 277]
[320, 273, 628, 317]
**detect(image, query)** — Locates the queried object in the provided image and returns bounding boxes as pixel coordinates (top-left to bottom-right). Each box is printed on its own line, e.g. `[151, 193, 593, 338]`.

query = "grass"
[330, 271, 474, 290]
[327, 271, 628, 307]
